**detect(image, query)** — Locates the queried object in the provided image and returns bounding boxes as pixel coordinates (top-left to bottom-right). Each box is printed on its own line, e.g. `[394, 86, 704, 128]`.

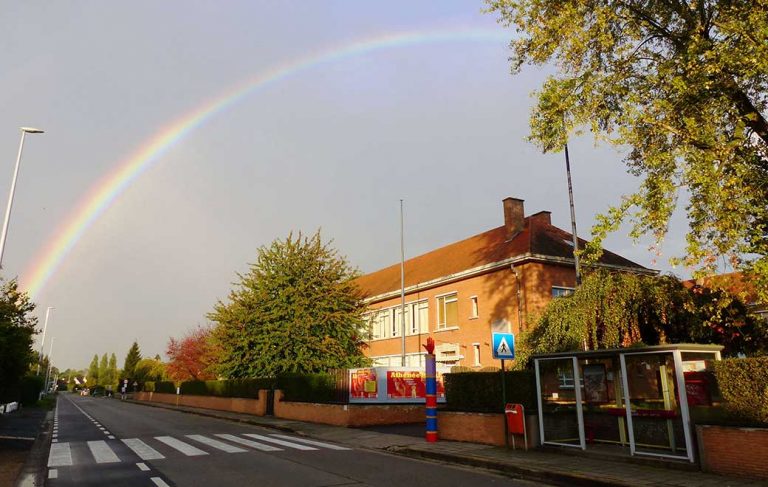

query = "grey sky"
[1, 2, 691, 370]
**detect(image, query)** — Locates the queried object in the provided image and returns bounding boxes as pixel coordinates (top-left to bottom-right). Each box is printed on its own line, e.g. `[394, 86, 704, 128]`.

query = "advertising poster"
[583, 364, 609, 403]
[386, 371, 445, 399]
[349, 368, 378, 399]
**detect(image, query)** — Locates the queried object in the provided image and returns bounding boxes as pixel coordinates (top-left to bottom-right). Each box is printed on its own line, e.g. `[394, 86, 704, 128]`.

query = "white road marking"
[52, 439, 58, 443]
[242, 433, 317, 450]
[186, 435, 246, 453]
[48, 443, 72, 467]
[87, 440, 120, 463]
[213, 434, 282, 452]
[108, 435, 115, 439]
[151, 478, 171, 487]
[122, 438, 166, 460]
[48, 469, 58, 479]
[136, 462, 150, 471]
[269, 434, 351, 450]
[154, 436, 208, 456]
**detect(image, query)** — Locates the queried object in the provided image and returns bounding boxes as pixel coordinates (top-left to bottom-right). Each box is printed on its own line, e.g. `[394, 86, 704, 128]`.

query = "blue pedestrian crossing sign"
[492, 332, 515, 359]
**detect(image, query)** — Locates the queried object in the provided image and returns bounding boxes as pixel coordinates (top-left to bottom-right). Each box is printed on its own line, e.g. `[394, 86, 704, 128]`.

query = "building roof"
[354, 210, 651, 300]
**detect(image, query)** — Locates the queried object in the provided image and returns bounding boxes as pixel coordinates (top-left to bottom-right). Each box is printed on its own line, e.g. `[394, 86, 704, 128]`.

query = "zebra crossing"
[48, 432, 350, 468]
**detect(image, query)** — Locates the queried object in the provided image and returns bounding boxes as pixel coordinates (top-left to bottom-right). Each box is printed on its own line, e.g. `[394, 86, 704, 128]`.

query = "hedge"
[712, 356, 768, 426]
[180, 379, 275, 398]
[444, 370, 537, 413]
[154, 381, 178, 394]
[275, 373, 342, 403]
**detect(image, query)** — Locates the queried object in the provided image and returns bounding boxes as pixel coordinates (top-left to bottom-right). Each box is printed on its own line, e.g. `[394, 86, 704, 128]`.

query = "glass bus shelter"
[533, 344, 722, 463]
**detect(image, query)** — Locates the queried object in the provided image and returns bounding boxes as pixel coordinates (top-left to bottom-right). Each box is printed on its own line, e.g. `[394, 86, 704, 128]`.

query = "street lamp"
[36, 306, 54, 375]
[0, 126, 44, 269]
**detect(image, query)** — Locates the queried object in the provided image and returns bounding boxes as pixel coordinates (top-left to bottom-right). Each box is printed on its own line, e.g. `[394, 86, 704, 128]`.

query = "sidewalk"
[128, 400, 765, 487]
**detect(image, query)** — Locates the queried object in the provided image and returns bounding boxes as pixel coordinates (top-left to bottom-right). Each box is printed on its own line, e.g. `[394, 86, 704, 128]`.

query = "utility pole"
[36, 306, 54, 375]
[400, 199, 406, 367]
[564, 143, 582, 286]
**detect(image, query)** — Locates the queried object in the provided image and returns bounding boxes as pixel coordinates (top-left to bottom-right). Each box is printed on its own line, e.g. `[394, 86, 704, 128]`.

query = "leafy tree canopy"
[209, 231, 370, 377]
[165, 326, 216, 381]
[0, 279, 37, 402]
[87, 354, 99, 385]
[133, 357, 166, 383]
[123, 341, 142, 378]
[486, 0, 768, 297]
[515, 270, 767, 367]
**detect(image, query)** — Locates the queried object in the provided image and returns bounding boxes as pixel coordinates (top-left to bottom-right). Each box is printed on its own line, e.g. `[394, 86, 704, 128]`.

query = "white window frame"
[469, 296, 479, 319]
[552, 286, 575, 298]
[473, 343, 481, 366]
[366, 299, 429, 340]
[436, 292, 459, 330]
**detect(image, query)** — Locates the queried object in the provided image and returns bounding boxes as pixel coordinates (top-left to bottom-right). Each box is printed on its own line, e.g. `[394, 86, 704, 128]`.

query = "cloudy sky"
[2, 1, 691, 369]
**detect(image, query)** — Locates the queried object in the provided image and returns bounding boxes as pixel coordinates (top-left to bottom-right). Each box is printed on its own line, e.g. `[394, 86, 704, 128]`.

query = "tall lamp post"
[36, 306, 54, 375]
[0, 127, 44, 269]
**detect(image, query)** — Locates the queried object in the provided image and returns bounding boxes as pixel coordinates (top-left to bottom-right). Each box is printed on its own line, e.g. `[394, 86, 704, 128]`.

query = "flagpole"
[400, 199, 406, 367]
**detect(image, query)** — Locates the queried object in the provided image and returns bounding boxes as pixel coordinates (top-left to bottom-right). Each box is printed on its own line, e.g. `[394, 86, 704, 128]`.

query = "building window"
[367, 300, 428, 340]
[413, 300, 428, 335]
[437, 293, 458, 329]
[470, 296, 479, 319]
[436, 343, 462, 365]
[473, 343, 481, 366]
[552, 286, 575, 298]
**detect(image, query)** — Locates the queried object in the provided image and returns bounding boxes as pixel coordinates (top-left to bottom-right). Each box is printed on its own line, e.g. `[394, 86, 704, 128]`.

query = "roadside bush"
[143, 381, 156, 392]
[444, 370, 537, 413]
[179, 378, 275, 398]
[712, 357, 768, 426]
[154, 381, 177, 394]
[276, 373, 340, 403]
[19, 375, 44, 406]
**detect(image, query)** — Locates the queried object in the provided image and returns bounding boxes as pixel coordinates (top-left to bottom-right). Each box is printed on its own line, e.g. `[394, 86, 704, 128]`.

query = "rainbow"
[20, 27, 509, 299]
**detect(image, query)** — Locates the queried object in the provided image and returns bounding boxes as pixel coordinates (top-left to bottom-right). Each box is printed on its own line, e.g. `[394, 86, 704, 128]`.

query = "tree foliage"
[486, 0, 768, 297]
[515, 270, 767, 367]
[87, 354, 99, 385]
[165, 326, 216, 381]
[0, 279, 37, 402]
[122, 341, 142, 378]
[209, 231, 370, 377]
[133, 357, 166, 383]
[98, 353, 108, 386]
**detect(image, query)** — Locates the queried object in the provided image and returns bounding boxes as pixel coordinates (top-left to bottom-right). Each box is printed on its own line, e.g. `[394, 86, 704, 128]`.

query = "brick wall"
[135, 390, 267, 416]
[273, 390, 424, 427]
[439, 411, 539, 448]
[696, 425, 768, 481]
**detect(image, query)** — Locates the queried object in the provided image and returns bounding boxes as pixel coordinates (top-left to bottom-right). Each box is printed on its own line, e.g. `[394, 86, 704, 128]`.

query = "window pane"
[437, 296, 446, 326]
[445, 298, 458, 326]
[418, 302, 429, 334]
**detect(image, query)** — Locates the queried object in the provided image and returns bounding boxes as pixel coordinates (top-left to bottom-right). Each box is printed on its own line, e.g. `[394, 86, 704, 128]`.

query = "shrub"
[179, 378, 275, 398]
[276, 373, 342, 403]
[154, 381, 177, 394]
[143, 381, 155, 392]
[444, 370, 537, 413]
[18, 375, 44, 406]
[712, 357, 768, 426]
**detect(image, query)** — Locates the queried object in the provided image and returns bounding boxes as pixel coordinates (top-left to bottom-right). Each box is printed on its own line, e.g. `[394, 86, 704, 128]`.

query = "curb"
[14, 409, 54, 487]
[388, 446, 632, 487]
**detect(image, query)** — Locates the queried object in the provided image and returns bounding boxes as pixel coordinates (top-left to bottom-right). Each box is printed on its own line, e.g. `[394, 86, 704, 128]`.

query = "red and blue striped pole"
[424, 337, 438, 442]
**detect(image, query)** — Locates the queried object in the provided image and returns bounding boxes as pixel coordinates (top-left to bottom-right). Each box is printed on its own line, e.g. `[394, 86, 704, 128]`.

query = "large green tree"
[123, 341, 142, 378]
[486, 0, 768, 297]
[515, 270, 767, 367]
[209, 231, 370, 377]
[0, 279, 37, 402]
[98, 353, 108, 386]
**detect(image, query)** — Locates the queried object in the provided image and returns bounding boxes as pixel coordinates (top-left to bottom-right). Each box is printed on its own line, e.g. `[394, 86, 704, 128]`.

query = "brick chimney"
[503, 197, 525, 240]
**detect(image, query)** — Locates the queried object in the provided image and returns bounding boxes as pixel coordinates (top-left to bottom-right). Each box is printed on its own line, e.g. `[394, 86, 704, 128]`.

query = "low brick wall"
[273, 390, 424, 427]
[439, 411, 539, 448]
[696, 425, 768, 481]
[135, 390, 267, 416]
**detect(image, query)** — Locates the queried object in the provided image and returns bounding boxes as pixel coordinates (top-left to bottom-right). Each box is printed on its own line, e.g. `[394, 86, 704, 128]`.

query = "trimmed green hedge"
[712, 357, 768, 426]
[180, 379, 275, 398]
[275, 373, 341, 403]
[154, 381, 178, 394]
[444, 370, 537, 413]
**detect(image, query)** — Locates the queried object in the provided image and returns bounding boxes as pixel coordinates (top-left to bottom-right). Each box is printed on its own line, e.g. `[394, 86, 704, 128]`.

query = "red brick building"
[354, 197, 654, 369]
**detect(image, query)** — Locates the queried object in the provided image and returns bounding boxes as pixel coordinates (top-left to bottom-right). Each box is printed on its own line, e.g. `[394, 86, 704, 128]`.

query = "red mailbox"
[504, 403, 528, 450]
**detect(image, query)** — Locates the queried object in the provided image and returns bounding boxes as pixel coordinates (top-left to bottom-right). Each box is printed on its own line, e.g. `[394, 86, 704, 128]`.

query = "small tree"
[166, 326, 216, 381]
[209, 231, 370, 377]
[123, 341, 142, 378]
[98, 354, 108, 386]
[0, 279, 37, 402]
[87, 354, 99, 386]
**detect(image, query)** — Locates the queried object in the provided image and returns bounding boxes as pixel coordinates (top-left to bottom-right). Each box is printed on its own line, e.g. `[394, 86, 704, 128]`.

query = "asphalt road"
[45, 393, 544, 487]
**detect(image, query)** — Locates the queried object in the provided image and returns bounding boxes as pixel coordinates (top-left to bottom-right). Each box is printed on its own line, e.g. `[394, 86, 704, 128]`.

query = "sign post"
[492, 332, 515, 449]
